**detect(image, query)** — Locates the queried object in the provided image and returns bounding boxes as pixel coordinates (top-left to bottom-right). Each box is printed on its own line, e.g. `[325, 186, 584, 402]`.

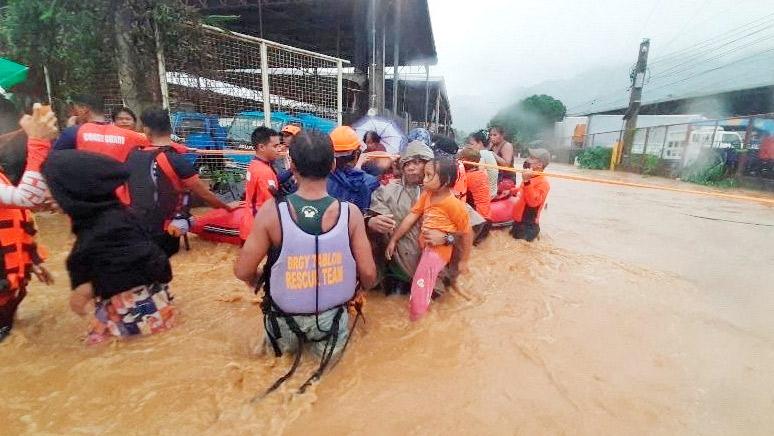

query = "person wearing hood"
[368, 140, 432, 294]
[42, 150, 175, 345]
[407, 128, 432, 149]
[327, 126, 379, 212]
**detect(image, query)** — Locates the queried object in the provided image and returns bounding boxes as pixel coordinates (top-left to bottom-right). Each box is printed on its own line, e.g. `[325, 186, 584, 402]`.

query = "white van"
[682, 127, 742, 165]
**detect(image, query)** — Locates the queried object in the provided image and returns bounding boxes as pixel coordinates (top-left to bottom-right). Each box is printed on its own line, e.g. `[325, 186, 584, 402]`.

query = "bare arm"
[457, 230, 473, 274]
[494, 142, 514, 167]
[347, 203, 377, 290]
[0, 104, 58, 208]
[385, 211, 420, 260]
[390, 211, 420, 243]
[234, 199, 275, 286]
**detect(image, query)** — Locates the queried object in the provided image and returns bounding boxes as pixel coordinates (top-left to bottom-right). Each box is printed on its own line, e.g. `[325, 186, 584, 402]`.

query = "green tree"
[488, 94, 566, 144]
[0, 0, 199, 113]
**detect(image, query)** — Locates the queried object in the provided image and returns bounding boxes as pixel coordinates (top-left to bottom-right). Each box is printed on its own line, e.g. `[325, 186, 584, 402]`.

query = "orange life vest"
[0, 173, 43, 292]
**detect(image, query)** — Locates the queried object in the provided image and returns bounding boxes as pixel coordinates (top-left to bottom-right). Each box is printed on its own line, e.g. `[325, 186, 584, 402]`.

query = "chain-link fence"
[92, 24, 346, 178]
[163, 25, 345, 175]
[553, 113, 774, 189]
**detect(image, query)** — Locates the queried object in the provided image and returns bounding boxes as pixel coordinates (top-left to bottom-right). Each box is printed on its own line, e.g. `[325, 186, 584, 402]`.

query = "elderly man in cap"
[368, 140, 486, 295]
[367, 140, 433, 294]
[511, 148, 551, 242]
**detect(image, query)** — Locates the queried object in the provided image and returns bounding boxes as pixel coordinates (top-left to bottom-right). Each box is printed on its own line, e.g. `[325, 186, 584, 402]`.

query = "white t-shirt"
[479, 149, 499, 198]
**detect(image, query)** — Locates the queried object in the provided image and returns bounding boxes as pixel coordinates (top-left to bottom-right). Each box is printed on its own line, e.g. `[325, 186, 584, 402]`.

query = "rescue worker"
[327, 126, 379, 212]
[239, 126, 281, 241]
[53, 95, 149, 162]
[0, 104, 58, 341]
[466, 131, 499, 199]
[511, 148, 551, 242]
[235, 130, 376, 389]
[127, 108, 240, 257]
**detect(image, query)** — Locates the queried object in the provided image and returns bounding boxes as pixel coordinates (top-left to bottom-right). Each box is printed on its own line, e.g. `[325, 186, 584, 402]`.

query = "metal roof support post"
[368, 0, 386, 114]
[434, 89, 440, 132]
[337, 60, 343, 125]
[392, 0, 401, 114]
[424, 64, 430, 125]
[260, 41, 271, 127]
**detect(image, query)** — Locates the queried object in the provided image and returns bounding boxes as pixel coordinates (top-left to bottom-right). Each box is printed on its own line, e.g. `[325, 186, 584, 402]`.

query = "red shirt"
[465, 169, 492, 220]
[75, 122, 150, 162]
[512, 176, 550, 224]
[240, 158, 279, 240]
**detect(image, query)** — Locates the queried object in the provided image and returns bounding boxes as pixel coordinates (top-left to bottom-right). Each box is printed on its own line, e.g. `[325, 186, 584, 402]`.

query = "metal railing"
[552, 113, 774, 185]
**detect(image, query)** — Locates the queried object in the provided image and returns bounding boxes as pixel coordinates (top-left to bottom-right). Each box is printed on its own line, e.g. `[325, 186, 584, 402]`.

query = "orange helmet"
[329, 126, 361, 154]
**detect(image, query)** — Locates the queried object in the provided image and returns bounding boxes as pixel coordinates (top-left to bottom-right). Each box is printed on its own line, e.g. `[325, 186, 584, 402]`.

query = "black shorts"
[510, 221, 540, 242]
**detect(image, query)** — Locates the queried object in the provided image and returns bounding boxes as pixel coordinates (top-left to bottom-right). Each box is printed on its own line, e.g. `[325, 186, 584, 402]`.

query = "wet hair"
[70, 94, 105, 113]
[363, 130, 381, 144]
[140, 108, 172, 135]
[431, 135, 459, 156]
[0, 130, 27, 185]
[111, 107, 137, 123]
[251, 126, 279, 146]
[290, 129, 334, 180]
[468, 130, 487, 145]
[460, 146, 481, 163]
[428, 156, 457, 188]
[489, 125, 505, 135]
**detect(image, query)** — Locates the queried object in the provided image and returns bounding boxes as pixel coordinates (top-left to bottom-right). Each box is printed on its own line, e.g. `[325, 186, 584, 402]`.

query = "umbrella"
[352, 116, 407, 155]
[0, 57, 29, 94]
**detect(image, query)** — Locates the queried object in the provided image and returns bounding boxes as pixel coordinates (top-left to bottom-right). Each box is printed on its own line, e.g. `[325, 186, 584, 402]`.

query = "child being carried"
[386, 156, 472, 320]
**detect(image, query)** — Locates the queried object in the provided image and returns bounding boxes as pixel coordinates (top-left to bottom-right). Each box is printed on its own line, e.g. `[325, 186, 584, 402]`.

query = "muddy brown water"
[1, 164, 773, 435]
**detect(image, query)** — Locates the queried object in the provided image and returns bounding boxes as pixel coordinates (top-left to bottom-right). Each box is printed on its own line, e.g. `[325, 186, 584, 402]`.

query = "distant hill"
[451, 46, 774, 131]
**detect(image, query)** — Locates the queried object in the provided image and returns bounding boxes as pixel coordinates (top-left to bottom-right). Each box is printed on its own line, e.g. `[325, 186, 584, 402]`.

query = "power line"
[649, 12, 774, 65]
[643, 46, 774, 95]
[567, 13, 774, 115]
[648, 30, 774, 83]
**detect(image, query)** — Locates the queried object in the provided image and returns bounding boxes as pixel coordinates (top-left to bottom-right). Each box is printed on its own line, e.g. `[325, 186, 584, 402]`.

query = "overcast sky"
[428, 0, 774, 131]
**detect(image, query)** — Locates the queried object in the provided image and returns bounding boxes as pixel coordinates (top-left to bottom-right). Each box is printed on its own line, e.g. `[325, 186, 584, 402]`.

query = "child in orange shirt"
[386, 157, 472, 320]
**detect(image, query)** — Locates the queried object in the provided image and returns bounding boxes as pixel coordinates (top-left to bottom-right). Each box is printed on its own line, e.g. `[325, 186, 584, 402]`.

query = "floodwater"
[2, 164, 773, 435]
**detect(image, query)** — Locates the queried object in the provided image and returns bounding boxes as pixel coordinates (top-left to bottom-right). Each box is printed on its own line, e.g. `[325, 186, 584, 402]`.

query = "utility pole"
[621, 38, 650, 162]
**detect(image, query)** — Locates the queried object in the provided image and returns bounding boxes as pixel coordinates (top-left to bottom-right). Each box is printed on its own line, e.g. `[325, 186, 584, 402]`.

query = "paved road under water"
[1, 164, 773, 435]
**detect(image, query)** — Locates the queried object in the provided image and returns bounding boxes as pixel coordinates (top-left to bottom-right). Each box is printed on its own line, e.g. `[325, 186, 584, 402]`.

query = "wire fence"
[553, 113, 774, 188]
[87, 24, 347, 177]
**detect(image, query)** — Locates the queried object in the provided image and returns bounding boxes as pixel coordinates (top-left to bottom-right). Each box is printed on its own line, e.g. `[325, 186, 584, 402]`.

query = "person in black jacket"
[42, 150, 175, 345]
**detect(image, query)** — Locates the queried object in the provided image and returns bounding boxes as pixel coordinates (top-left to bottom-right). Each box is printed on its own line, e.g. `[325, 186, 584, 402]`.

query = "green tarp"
[0, 57, 29, 91]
